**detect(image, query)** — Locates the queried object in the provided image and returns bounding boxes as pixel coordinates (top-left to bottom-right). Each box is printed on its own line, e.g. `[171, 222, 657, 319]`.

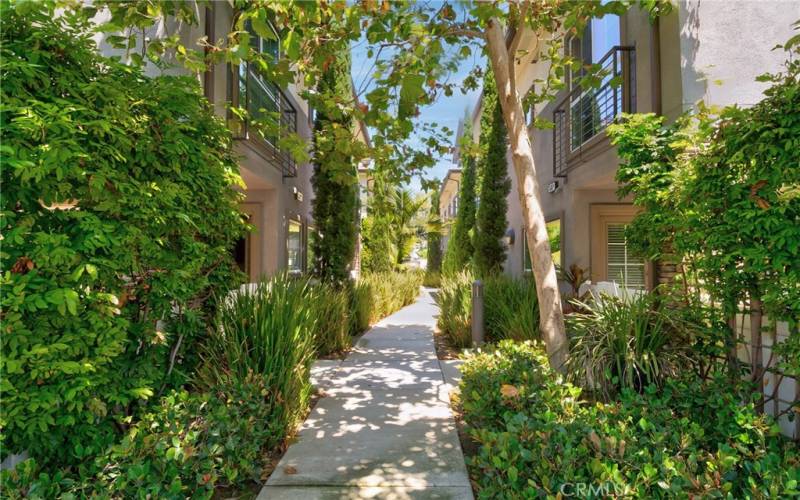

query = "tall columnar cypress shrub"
[474, 68, 511, 277]
[310, 50, 359, 283]
[361, 171, 396, 273]
[442, 132, 478, 275]
[426, 189, 443, 272]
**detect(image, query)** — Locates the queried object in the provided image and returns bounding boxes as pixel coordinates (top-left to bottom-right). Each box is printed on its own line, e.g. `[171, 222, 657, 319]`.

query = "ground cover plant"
[460, 341, 800, 498]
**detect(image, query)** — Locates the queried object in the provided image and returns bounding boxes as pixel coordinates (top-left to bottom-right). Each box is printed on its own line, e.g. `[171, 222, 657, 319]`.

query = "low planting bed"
[2, 271, 423, 498]
[460, 341, 800, 498]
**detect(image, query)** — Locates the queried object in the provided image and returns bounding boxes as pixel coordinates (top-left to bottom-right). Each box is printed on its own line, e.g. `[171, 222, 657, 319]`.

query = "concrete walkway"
[259, 288, 472, 500]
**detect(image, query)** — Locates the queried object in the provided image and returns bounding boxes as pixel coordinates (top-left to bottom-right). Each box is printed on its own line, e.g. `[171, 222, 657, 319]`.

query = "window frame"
[522, 217, 563, 274]
[286, 217, 304, 275]
[589, 204, 651, 290]
[605, 222, 646, 289]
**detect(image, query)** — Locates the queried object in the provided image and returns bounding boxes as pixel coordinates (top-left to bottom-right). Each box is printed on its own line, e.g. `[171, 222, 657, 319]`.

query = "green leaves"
[398, 73, 426, 119]
[44, 288, 79, 316]
[1, 6, 246, 466]
[460, 342, 800, 497]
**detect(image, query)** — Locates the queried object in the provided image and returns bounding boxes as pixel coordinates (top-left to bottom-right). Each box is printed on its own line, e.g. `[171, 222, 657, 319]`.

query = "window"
[287, 219, 303, 274]
[590, 205, 647, 289]
[606, 223, 645, 289]
[239, 20, 280, 143]
[523, 219, 561, 273]
[229, 20, 298, 177]
[567, 8, 621, 149]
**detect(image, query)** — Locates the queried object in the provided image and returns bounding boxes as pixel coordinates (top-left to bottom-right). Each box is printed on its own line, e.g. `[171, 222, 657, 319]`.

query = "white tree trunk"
[485, 19, 568, 371]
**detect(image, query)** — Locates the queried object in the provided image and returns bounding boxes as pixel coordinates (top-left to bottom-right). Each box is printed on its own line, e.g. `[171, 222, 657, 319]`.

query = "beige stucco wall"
[502, 1, 797, 280]
[94, 4, 316, 281]
[207, 5, 315, 279]
[666, 0, 799, 118]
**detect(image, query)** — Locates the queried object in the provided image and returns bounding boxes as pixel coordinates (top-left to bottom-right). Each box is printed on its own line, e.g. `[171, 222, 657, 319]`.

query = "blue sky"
[351, 36, 485, 194]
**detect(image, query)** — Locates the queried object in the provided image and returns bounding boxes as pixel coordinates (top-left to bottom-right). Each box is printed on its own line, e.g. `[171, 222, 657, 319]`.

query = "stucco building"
[96, 3, 372, 282]
[458, 0, 798, 289]
[438, 168, 463, 251]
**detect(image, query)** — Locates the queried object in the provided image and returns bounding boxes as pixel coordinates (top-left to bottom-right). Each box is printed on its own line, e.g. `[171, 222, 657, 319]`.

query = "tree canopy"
[20, 0, 671, 370]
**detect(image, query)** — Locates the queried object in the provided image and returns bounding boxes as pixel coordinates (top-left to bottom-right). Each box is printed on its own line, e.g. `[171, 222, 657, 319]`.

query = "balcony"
[553, 46, 635, 178]
[233, 65, 298, 178]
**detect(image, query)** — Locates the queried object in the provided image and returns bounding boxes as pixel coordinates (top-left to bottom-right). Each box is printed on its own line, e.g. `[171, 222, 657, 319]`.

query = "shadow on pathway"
[258, 288, 472, 500]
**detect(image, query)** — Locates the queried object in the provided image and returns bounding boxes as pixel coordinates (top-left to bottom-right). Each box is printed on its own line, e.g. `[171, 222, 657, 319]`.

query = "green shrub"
[359, 271, 422, 323]
[461, 341, 800, 498]
[99, 374, 280, 497]
[1, 7, 246, 464]
[484, 275, 539, 342]
[437, 273, 539, 349]
[436, 272, 473, 348]
[196, 275, 315, 433]
[566, 291, 693, 399]
[313, 283, 352, 356]
[2, 375, 280, 498]
[423, 271, 442, 288]
[349, 280, 374, 334]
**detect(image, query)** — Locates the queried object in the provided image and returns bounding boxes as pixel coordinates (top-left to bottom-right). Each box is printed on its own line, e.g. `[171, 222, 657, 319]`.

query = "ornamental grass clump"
[437, 273, 539, 349]
[349, 279, 374, 334]
[566, 291, 693, 399]
[436, 272, 473, 348]
[196, 275, 316, 434]
[359, 271, 422, 323]
[312, 283, 352, 357]
[484, 275, 539, 342]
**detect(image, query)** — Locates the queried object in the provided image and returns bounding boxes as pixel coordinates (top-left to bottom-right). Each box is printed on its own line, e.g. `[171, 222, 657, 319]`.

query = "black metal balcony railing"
[236, 65, 298, 178]
[553, 46, 635, 178]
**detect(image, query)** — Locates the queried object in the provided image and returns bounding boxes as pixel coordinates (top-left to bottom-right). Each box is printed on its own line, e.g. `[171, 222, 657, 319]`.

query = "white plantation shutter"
[606, 223, 645, 289]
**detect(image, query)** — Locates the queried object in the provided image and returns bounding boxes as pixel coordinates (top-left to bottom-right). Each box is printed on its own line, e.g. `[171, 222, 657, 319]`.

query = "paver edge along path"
[258, 288, 473, 500]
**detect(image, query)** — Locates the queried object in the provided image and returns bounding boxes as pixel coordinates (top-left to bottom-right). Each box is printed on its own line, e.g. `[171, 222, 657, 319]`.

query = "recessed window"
[287, 219, 303, 274]
[523, 219, 561, 273]
[606, 223, 645, 289]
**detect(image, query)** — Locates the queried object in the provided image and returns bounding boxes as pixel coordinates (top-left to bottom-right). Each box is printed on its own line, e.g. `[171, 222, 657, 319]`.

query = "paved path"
[259, 288, 472, 500]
